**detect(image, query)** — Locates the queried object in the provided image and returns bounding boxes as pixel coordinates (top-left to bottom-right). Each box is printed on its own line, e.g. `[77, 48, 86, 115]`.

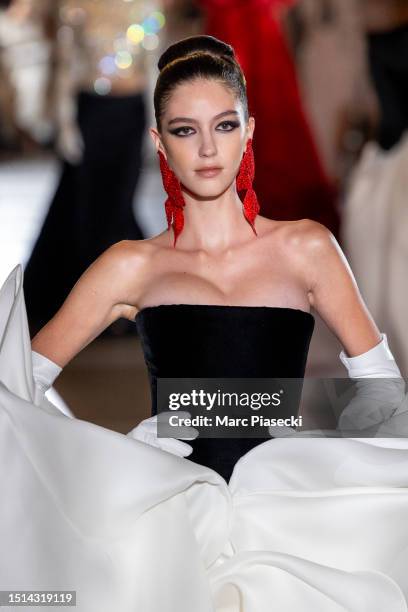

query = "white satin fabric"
[1, 264, 408, 611]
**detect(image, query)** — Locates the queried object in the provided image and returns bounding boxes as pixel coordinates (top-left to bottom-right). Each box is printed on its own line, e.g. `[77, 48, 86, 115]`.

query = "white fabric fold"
[1, 264, 408, 611]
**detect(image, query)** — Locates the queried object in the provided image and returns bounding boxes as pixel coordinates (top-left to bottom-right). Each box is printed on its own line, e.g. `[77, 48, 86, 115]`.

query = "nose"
[198, 131, 217, 158]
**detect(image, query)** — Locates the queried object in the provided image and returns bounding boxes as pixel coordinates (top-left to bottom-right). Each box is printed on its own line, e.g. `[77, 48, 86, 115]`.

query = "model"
[30, 33, 398, 469]
[1, 34, 408, 612]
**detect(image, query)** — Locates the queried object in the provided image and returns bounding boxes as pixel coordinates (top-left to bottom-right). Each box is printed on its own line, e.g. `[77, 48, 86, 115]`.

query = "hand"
[31, 349, 74, 417]
[338, 378, 408, 433]
[31, 350, 62, 407]
[267, 378, 408, 439]
[127, 411, 198, 457]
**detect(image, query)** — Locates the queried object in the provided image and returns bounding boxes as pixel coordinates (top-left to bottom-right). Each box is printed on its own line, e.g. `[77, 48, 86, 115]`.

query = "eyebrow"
[167, 110, 239, 126]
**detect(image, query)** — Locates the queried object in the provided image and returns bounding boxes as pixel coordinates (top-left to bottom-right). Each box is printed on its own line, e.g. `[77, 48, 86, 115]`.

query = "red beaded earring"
[157, 137, 260, 247]
[236, 138, 260, 235]
[157, 150, 186, 247]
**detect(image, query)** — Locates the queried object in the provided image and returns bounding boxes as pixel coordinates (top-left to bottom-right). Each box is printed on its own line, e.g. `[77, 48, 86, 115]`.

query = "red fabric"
[197, 0, 340, 236]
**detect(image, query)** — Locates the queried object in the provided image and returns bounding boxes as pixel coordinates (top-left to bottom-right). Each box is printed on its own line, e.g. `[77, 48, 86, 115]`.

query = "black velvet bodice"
[135, 304, 315, 481]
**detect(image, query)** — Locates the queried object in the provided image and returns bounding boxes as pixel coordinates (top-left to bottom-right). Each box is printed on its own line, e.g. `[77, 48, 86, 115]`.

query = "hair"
[154, 35, 249, 133]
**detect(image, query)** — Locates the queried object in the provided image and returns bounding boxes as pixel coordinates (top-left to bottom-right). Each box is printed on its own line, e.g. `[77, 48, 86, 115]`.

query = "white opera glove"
[339, 333, 402, 379]
[338, 333, 407, 432]
[127, 411, 198, 458]
[31, 350, 62, 407]
[269, 333, 407, 438]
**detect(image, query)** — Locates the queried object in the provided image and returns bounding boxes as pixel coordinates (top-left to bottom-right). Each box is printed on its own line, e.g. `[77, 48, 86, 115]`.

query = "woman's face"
[150, 78, 255, 199]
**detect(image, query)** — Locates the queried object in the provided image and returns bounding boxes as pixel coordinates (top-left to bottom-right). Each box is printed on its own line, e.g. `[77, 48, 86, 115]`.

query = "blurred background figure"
[0, 0, 55, 153]
[197, 0, 340, 237]
[19, 0, 163, 336]
[342, 0, 408, 376]
[0, 43, 18, 153]
[161, 0, 203, 41]
[285, 0, 377, 189]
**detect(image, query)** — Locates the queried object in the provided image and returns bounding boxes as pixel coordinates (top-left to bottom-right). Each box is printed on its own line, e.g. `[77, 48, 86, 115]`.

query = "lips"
[195, 167, 223, 177]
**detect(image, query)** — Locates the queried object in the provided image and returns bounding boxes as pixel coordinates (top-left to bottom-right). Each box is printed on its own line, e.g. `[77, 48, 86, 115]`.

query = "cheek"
[167, 144, 192, 174]
[227, 138, 244, 166]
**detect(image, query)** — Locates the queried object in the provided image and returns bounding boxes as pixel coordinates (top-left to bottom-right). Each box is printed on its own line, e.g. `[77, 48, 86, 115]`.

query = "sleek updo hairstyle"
[154, 35, 249, 133]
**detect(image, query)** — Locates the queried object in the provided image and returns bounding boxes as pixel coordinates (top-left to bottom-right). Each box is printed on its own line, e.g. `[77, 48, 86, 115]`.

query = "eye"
[216, 120, 240, 131]
[169, 126, 195, 137]
[169, 120, 240, 137]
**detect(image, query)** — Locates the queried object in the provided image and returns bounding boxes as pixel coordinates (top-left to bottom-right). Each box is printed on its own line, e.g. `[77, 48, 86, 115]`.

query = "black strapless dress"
[135, 304, 315, 481]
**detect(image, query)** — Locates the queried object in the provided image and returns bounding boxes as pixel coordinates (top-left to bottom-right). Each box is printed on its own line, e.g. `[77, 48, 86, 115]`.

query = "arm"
[296, 220, 401, 374]
[268, 222, 405, 437]
[30, 240, 144, 367]
[292, 221, 405, 432]
[294, 219, 382, 358]
[29, 240, 197, 454]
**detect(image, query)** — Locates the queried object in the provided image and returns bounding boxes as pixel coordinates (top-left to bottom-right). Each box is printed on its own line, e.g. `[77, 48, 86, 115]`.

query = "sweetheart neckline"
[134, 303, 315, 322]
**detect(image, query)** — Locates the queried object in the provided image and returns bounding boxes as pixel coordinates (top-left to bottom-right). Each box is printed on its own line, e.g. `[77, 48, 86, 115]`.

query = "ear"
[149, 127, 167, 158]
[247, 116, 255, 142]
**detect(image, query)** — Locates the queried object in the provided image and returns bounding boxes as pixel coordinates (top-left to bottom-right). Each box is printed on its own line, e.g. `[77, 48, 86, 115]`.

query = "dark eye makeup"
[168, 120, 240, 137]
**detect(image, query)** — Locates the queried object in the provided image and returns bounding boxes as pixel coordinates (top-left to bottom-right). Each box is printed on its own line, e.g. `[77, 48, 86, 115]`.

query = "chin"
[189, 190, 226, 201]
[183, 180, 232, 200]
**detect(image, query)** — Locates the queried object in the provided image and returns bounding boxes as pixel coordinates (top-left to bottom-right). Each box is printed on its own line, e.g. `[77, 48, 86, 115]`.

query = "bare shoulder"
[273, 219, 356, 308]
[80, 237, 163, 319]
[99, 234, 164, 273]
[257, 218, 340, 298]
[276, 218, 333, 251]
[256, 216, 333, 256]
[271, 219, 340, 272]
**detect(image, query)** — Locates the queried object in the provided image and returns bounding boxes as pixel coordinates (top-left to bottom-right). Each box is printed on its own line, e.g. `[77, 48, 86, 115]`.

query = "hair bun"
[158, 35, 236, 73]
[154, 34, 248, 134]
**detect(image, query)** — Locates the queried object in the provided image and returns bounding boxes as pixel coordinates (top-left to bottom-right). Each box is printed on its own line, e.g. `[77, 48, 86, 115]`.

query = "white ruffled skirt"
[1, 265, 408, 611]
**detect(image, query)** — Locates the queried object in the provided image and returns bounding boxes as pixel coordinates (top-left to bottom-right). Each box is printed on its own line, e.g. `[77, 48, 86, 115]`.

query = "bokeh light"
[126, 24, 144, 45]
[98, 55, 116, 76]
[142, 16, 160, 34]
[151, 11, 165, 29]
[142, 33, 159, 51]
[115, 50, 133, 70]
[94, 77, 112, 95]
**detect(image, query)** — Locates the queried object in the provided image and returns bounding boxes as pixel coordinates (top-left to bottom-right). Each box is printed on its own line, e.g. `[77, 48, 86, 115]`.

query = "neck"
[174, 184, 255, 253]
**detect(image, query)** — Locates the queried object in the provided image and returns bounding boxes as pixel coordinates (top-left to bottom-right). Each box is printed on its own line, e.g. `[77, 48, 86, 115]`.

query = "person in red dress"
[197, 0, 340, 236]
